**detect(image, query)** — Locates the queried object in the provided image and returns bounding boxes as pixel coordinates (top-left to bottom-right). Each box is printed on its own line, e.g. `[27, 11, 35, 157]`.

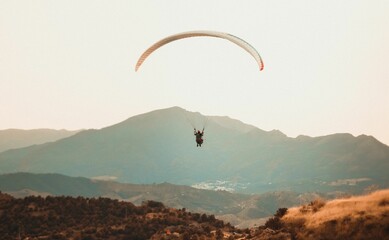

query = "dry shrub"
[379, 199, 389, 207]
[264, 208, 288, 230]
[310, 199, 325, 212]
[298, 198, 325, 214]
[286, 217, 305, 230]
[264, 217, 283, 230]
[275, 208, 288, 218]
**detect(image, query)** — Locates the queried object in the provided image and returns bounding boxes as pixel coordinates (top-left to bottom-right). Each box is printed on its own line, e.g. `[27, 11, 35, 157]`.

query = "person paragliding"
[135, 30, 264, 147]
[194, 128, 204, 147]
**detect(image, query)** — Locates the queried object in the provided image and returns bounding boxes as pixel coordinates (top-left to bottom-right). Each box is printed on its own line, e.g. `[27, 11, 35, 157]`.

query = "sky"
[1, 0, 388, 145]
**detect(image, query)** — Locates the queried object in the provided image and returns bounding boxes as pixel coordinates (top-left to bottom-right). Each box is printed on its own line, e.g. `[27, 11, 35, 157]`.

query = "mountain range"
[0, 106, 388, 194]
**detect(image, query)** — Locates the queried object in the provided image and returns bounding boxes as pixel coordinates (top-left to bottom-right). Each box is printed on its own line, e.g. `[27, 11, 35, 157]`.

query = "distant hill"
[0, 128, 80, 152]
[0, 107, 388, 194]
[0, 172, 322, 228]
[0, 172, 101, 197]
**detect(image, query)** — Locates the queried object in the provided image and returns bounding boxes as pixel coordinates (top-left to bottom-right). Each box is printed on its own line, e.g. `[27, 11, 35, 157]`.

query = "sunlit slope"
[283, 189, 389, 239]
[0, 107, 388, 193]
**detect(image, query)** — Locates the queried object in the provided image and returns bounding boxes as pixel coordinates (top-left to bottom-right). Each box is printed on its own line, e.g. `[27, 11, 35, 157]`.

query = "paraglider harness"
[194, 128, 204, 147]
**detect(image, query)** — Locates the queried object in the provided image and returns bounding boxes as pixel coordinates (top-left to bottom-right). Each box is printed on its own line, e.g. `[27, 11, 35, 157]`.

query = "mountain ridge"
[0, 106, 388, 194]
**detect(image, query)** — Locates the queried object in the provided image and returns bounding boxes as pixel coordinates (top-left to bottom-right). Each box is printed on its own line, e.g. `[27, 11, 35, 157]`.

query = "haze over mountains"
[0, 107, 388, 194]
[0, 129, 80, 153]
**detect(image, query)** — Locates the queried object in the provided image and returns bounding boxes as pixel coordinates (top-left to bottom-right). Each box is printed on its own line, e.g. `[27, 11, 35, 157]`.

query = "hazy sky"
[1, 0, 388, 145]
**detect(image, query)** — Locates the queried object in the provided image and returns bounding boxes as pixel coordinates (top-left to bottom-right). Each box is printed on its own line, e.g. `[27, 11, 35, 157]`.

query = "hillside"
[0, 107, 388, 194]
[0, 173, 322, 228]
[0, 128, 80, 153]
[0, 192, 243, 240]
[1, 189, 388, 239]
[0, 192, 296, 240]
[281, 189, 389, 239]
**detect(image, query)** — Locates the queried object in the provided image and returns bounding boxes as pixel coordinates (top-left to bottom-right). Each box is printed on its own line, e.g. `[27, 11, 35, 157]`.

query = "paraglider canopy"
[135, 30, 264, 72]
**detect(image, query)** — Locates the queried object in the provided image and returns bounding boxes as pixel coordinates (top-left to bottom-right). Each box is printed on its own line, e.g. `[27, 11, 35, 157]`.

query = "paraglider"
[186, 113, 208, 147]
[135, 30, 264, 147]
[135, 30, 264, 72]
[194, 128, 204, 147]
